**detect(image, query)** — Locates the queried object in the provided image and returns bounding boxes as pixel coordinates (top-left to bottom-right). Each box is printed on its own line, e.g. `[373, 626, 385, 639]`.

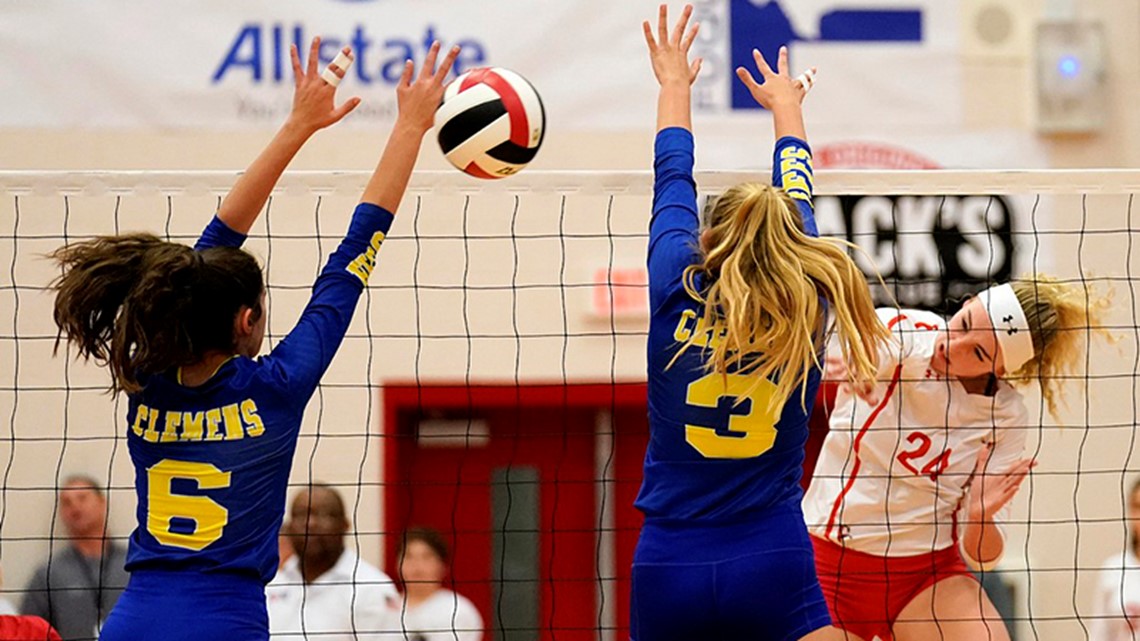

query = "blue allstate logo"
[730, 1, 923, 109]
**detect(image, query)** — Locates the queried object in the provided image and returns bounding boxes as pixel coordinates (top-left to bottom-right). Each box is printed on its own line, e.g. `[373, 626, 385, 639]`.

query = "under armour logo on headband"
[1001, 315, 1019, 334]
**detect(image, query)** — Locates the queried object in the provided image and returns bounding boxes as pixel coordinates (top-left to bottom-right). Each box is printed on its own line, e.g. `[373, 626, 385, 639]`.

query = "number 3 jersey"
[635, 127, 820, 523]
[802, 308, 1029, 560]
[123, 204, 393, 584]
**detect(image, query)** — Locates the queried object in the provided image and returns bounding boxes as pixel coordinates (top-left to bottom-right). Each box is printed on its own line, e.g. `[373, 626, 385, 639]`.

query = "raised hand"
[287, 37, 361, 134]
[969, 443, 1036, 522]
[396, 41, 461, 135]
[735, 45, 815, 110]
[643, 4, 702, 87]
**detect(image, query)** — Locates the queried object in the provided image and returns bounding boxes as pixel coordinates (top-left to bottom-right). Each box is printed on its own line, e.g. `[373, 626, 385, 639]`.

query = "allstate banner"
[1, 0, 963, 130]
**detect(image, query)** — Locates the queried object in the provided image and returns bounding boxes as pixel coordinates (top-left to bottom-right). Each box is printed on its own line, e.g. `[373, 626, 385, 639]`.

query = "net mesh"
[1, 170, 1139, 640]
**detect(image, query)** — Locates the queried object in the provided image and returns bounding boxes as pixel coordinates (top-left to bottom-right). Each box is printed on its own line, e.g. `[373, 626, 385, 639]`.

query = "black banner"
[816, 195, 1017, 314]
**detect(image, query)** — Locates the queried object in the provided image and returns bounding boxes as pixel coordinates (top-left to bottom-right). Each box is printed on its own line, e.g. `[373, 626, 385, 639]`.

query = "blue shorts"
[631, 501, 832, 641]
[99, 570, 268, 641]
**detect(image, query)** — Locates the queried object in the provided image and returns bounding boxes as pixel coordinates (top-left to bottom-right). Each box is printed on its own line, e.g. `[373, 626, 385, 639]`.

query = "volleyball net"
[1, 169, 1139, 640]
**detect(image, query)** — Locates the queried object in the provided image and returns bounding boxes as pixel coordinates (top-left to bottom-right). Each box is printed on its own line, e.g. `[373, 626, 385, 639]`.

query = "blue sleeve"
[194, 215, 248, 251]
[648, 127, 701, 311]
[262, 203, 394, 410]
[771, 136, 817, 237]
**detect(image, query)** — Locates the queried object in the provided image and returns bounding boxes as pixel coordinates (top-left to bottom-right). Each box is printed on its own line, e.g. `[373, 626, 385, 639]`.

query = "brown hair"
[399, 527, 450, 564]
[1008, 274, 1112, 417]
[51, 233, 263, 394]
[676, 183, 889, 411]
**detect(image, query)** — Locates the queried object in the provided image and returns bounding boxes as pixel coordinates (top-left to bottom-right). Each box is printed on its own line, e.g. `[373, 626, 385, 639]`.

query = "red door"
[384, 382, 831, 640]
[384, 384, 648, 641]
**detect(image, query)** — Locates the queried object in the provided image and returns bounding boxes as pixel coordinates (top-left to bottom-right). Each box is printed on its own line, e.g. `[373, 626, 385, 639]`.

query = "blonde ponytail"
[675, 183, 890, 412]
[1009, 275, 1113, 417]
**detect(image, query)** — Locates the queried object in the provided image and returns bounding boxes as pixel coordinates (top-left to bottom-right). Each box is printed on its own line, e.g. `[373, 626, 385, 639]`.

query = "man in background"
[21, 475, 128, 641]
[267, 484, 397, 640]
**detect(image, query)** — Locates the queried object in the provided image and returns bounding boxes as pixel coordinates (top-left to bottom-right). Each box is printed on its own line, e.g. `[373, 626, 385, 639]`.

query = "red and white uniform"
[803, 308, 1029, 563]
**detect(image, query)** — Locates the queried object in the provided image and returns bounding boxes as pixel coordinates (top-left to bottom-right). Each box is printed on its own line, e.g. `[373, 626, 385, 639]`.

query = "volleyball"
[434, 67, 545, 179]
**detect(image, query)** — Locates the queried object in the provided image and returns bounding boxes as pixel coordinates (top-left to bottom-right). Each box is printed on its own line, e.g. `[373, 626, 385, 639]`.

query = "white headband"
[976, 283, 1035, 372]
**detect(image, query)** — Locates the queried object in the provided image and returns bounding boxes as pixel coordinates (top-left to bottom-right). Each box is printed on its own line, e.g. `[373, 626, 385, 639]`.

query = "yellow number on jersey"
[685, 372, 781, 459]
[146, 459, 231, 551]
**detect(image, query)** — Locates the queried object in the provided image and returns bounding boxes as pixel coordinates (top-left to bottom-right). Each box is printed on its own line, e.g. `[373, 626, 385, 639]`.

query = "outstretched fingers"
[777, 45, 790, 77]
[290, 44, 304, 86]
[680, 20, 700, 53]
[657, 4, 669, 48]
[307, 37, 321, 77]
[399, 59, 415, 88]
[671, 4, 693, 47]
[752, 48, 775, 79]
[735, 66, 761, 93]
[329, 96, 362, 124]
[420, 41, 441, 82]
[643, 20, 658, 52]
[433, 45, 461, 85]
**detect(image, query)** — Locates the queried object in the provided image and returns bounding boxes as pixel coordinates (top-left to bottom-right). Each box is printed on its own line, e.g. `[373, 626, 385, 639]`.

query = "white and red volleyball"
[435, 67, 545, 179]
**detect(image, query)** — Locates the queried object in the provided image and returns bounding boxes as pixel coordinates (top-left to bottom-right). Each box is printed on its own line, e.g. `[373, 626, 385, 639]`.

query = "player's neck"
[957, 373, 997, 396]
[180, 351, 235, 387]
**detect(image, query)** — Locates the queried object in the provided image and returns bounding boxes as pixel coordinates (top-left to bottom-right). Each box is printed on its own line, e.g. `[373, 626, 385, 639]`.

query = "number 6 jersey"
[802, 308, 1029, 561]
[635, 126, 820, 523]
[123, 204, 393, 583]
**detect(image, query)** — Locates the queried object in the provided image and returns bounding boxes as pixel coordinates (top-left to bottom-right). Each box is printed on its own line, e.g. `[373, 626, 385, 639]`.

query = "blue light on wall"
[1057, 55, 1081, 78]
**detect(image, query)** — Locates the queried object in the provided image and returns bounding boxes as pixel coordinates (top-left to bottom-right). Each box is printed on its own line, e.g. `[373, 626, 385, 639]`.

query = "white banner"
[4, 0, 963, 131]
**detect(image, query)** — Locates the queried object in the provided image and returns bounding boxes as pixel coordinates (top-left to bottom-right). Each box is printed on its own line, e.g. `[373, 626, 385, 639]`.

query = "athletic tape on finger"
[321, 50, 354, 87]
[795, 69, 816, 94]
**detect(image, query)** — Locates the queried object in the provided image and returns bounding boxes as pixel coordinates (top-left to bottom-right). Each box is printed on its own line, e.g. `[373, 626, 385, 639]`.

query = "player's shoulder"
[876, 307, 944, 331]
[991, 383, 1030, 425]
[238, 355, 303, 404]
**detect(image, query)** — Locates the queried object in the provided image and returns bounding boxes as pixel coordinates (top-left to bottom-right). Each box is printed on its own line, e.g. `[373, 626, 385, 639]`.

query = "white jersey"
[803, 308, 1029, 559]
[267, 549, 399, 641]
[1091, 548, 1140, 641]
[383, 589, 483, 641]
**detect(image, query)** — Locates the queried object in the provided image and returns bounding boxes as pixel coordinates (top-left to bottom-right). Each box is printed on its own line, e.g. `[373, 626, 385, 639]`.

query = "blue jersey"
[122, 203, 392, 584]
[635, 127, 819, 523]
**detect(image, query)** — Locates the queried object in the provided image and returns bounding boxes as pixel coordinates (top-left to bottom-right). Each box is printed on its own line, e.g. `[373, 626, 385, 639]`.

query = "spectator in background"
[267, 485, 397, 640]
[21, 475, 128, 641]
[387, 527, 482, 641]
[278, 526, 294, 571]
[1092, 478, 1140, 641]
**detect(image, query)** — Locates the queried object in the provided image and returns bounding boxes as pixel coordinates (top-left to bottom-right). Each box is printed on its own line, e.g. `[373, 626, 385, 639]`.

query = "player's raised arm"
[643, 3, 702, 133]
[200, 37, 362, 249]
[266, 42, 460, 404]
[361, 41, 460, 212]
[735, 45, 811, 142]
[644, 5, 704, 308]
[736, 46, 819, 236]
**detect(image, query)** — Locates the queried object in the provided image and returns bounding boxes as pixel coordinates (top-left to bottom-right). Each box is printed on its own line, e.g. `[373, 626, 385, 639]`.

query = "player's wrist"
[281, 117, 319, 140]
[392, 115, 431, 138]
[769, 99, 802, 114]
[967, 503, 995, 525]
[659, 78, 692, 92]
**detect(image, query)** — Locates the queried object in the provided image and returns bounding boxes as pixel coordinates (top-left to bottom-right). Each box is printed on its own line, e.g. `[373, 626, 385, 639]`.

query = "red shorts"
[811, 535, 976, 641]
